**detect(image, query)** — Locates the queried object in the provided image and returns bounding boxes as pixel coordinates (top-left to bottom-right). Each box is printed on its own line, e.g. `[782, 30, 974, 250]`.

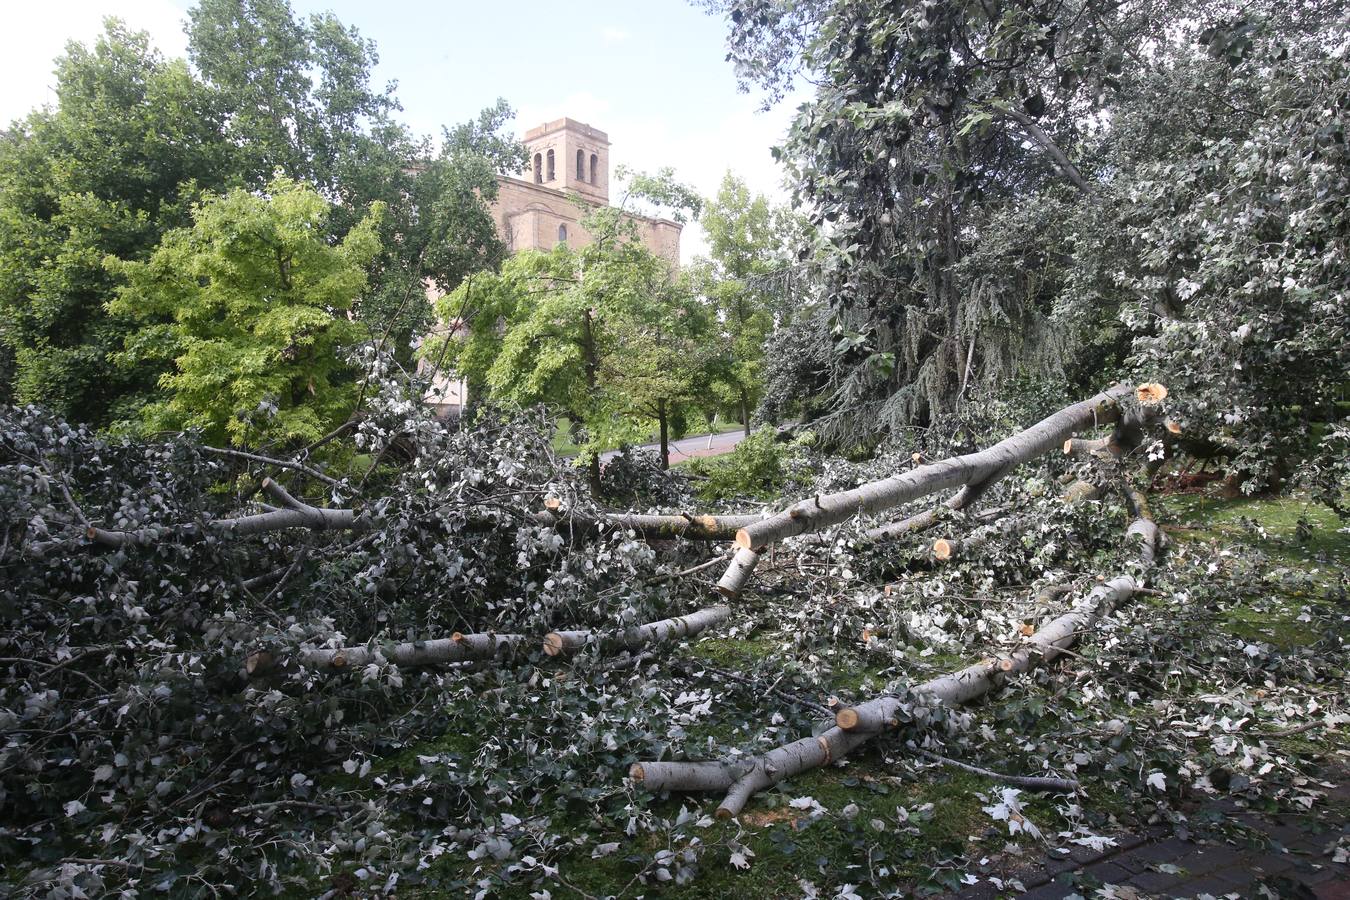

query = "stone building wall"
[424, 117, 681, 417]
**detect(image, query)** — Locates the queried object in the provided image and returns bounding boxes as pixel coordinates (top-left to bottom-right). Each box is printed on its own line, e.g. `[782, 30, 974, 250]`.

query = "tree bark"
[1000, 107, 1096, 195]
[247, 630, 526, 676]
[542, 604, 730, 657]
[537, 505, 764, 542]
[87, 478, 365, 549]
[734, 383, 1146, 552]
[587, 455, 604, 499]
[658, 398, 670, 470]
[739, 391, 750, 439]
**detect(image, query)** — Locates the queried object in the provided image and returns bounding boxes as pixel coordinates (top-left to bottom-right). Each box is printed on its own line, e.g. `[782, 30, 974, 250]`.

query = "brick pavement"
[953, 782, 1350, 899]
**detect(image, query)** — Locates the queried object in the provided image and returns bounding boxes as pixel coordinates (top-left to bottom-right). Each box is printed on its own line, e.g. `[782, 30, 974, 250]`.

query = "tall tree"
[427, 171, 702, 489]
[106, 177, 381, 447]
[0, 22, 232, 424]
[703, 0, 1348, 489]
[359, 100, 525, 364]
[687, 172, 801, 434]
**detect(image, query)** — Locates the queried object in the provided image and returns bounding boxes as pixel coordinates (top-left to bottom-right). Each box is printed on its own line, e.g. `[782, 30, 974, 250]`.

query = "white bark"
[539, 506, 763, 541]
[248, 631, 527, 676]
[89, 478, 365, 548]
[543, 605, 730, 657]
[733, 384, 1142, 553]
[715, 546, 762, 599]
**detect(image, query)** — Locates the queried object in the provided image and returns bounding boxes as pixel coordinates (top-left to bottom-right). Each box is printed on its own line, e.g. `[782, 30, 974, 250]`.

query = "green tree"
[1, 9, 514, 429]
[106, 177, 381, 447]
[687, 172, 801, 434]
[704, 0, 1348, 489]
[359, 100, 524, 363]
[0, 21, 232, 424]
[428, 170, 703, 489]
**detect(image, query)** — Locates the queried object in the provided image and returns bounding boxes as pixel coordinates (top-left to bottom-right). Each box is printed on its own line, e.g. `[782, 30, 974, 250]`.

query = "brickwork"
[491, 117, 682, 264]
[949, 780, 1350, 899]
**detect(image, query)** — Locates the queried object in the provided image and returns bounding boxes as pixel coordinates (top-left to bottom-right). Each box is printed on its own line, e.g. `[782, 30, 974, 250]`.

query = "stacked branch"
[88, 478, 365, 549]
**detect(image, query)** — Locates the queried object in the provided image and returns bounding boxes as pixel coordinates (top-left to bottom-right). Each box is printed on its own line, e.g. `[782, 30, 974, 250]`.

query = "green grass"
[1155, 491, 1348, 649]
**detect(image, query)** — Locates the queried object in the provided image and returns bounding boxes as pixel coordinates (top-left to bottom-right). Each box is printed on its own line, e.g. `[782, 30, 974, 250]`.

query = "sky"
[1, 0, 808, 261]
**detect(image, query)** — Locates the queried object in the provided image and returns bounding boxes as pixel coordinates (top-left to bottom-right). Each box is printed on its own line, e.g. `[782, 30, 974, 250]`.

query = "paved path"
[951, 779, 1350, 899]
[598, 428, 746, 464]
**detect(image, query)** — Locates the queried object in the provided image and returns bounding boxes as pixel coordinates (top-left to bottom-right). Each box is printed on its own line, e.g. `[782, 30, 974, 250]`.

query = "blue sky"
[3, 0, 806, 259]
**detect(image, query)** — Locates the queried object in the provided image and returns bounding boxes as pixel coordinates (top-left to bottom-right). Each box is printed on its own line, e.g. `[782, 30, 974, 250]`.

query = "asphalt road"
[598, 428, 746, 464]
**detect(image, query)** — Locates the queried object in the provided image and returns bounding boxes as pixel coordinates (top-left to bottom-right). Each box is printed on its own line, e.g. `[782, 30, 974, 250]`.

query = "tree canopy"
[0, 5, 519, 432]
[708, 0, 1348, 490]
[107, 177, 382, 447]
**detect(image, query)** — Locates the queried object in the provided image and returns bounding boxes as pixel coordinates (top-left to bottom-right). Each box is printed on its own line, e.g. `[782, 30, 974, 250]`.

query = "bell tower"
[523, 118, 609, 203]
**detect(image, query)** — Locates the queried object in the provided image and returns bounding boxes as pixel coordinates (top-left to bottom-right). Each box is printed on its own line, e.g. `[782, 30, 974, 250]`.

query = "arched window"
[558, 224, 568, 244]
[533, 153, 542, 184]
[590, 153, 598, 185]
[577, 149, 585, 181]
[546, 149, 555, 181]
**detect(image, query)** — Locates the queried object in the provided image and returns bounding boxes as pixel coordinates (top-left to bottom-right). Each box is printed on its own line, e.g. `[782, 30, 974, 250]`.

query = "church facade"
[489, 117, 682, 261]
[424, 117, 681, 417]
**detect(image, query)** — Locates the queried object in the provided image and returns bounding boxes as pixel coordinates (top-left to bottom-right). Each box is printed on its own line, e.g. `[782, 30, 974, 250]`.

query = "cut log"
[88, 477, 366, 548]
[733, 383, 1142, 553]
[715, 545, 762, 599]
[248, 631, 526, 676]
[542, 605, 730, 657]
[1126, 518, 1162, 565]
[538, 506, 763, 542]
[629, 760, 750, 793]
[1063, 437, 1110, 458]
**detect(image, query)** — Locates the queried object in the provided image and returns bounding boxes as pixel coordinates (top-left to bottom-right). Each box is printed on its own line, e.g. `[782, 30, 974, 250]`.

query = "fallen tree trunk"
[89, 478, 366, 549]
[543, 604, 730, 657]
[538, 503, 763, 542]
[715, 546, 763, 599]
[247, 630, 527, 676]
[632, 572, 1140, 817]
[733, 383, 1147, 554]
[863, 496, 1010, 543]
[250, 604, 734, 675]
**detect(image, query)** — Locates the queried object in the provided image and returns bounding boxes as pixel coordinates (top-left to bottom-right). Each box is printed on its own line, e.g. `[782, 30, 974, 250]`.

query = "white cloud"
[513, 89, 808, 263]
[600, 26, 630, 43]
[1, 0, 190, 126]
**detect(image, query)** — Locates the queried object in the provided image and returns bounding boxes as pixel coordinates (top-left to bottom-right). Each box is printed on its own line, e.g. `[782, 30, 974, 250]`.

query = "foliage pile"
[0, 382, 712, 895]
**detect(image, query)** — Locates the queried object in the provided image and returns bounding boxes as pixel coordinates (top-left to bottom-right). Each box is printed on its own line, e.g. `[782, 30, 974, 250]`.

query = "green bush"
[686, 426, 811, 501]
